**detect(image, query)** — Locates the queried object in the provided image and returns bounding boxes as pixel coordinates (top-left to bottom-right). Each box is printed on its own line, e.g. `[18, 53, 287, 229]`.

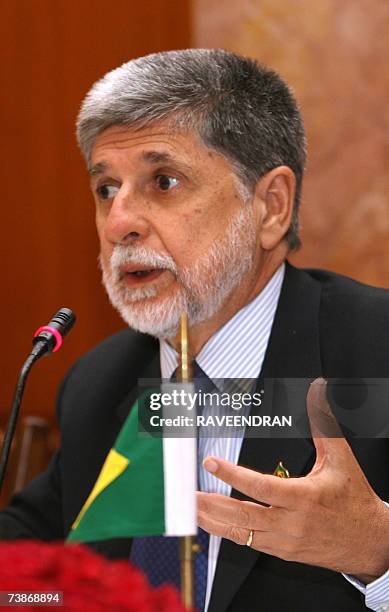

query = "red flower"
[0, 541, 188, 611]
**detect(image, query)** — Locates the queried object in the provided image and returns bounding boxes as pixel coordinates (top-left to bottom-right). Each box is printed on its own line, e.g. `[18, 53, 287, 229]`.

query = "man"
[1, 49, 388, 611]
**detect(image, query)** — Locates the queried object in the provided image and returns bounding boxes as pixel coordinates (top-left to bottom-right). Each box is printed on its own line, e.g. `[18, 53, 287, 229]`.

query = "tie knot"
[171, 359, 205, 380]
[171, 360, 215, 393]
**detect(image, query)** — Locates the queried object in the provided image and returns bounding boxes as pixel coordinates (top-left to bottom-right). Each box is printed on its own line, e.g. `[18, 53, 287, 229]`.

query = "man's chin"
[121, 310, 181, 340]
[112, 293, 186, 339]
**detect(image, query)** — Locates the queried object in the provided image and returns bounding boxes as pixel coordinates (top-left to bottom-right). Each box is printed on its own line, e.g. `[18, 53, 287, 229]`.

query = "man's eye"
[96, 184, 119, 200]
[156, 175, 180, 191]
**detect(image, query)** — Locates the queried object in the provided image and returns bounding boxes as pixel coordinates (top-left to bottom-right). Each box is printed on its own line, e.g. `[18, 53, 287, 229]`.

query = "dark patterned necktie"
[130, 361, 210, 610]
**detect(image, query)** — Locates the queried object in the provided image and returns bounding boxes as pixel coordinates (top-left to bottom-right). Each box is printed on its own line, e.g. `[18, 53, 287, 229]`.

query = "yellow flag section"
[72, 449, 129, 530]
[67, 385, 197, 543]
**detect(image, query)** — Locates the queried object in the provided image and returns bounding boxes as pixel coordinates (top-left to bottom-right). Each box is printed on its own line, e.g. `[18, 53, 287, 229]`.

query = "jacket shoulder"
[57, 328, 158, 422]
[64, 328, 157, 379]
[302, 267, 389, 375]
[304, 267, 389, 328]
[304, 267, 389, 302]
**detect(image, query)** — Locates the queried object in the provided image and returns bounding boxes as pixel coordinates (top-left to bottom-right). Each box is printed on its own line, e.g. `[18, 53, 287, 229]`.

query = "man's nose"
[103, 189, 151, 245]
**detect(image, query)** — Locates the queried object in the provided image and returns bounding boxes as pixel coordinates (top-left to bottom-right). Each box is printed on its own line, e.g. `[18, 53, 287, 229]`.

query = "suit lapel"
[208, 263, 323, 612]
[116, 344, 161, 425]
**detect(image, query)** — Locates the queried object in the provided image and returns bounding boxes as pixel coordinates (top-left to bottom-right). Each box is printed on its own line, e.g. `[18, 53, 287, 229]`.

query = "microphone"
[32, 307, 76, 357]
[0, 308, 76, 492]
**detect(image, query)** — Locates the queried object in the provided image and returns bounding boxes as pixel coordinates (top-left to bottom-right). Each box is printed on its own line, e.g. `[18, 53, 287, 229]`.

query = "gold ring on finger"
[246, 529, 254, 547]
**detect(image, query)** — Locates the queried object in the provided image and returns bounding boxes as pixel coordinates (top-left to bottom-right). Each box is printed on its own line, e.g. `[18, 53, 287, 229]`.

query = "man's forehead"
[92, 123, 195, 153]
[89, 123, 225, 174]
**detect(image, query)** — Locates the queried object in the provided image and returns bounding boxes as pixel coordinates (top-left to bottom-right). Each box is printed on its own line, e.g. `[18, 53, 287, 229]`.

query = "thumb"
[307, 378, 348, 466]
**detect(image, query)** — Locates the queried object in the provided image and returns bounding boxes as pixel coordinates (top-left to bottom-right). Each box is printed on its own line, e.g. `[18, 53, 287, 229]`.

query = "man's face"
[90, 123, 260, 338]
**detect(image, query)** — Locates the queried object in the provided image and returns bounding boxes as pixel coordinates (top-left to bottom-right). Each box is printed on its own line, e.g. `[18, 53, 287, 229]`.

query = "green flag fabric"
[67, 384, 197, 543]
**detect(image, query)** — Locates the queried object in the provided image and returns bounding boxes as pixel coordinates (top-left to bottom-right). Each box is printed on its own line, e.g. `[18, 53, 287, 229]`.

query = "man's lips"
[120, 264, 168, 286]
[121, 263, 158, 274]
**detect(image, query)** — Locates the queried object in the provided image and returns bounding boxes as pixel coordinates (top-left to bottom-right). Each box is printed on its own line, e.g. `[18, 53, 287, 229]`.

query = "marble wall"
[193, 0, 389, 287]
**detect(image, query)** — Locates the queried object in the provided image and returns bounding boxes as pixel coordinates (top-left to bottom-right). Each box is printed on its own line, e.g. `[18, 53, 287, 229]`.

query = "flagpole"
[178, 313, 196, 609]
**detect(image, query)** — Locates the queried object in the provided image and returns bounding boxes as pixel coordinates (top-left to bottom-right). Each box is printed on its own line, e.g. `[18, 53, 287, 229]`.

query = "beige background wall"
[193, 0, 389, 286]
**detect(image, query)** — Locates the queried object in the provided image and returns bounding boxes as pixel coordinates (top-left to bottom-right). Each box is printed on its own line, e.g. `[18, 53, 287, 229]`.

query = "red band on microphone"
[33, 326, 63, 352]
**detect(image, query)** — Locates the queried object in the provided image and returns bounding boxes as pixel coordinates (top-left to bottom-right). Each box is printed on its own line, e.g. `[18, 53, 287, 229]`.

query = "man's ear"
[253, 166, 296, 251]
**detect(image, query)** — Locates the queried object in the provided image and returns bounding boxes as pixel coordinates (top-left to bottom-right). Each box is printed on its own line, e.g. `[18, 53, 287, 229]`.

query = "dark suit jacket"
[1, 263, 389, 611]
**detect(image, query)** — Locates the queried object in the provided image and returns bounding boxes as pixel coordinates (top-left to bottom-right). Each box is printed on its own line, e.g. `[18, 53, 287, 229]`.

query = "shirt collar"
[160, 262, 285, 381]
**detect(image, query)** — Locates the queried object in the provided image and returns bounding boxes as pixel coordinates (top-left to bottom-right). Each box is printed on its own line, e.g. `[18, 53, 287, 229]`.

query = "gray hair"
[77, 48, 306, 250]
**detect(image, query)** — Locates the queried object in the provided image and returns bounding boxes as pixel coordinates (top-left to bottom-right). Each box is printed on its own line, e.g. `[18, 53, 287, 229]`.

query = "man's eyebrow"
[142, 150, 193, 172]
[141, 151, 175, 165]
[88, 162, 108, 177]
[88, 150, 193, 177]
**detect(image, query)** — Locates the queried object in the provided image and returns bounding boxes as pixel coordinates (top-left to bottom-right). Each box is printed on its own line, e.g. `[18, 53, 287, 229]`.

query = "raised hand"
[197, 378, 389, 582]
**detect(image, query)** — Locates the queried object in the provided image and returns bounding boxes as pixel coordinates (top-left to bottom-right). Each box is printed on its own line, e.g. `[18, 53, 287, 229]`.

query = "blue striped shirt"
[161, 263, 284, 609]
[159, 262, 389, 611]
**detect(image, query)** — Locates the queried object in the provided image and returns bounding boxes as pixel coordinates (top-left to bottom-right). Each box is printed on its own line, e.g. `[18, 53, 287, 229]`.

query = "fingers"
[202, 457, 301, 508]
[198, 509, 273, 549]
[307, 378, 351, 465]
[197, 491, 280, 532]
[307, 378, 343, 438]
[198, 508, 319, 564]
[197, 507, 292, 558]
[198, 509, 247, 545]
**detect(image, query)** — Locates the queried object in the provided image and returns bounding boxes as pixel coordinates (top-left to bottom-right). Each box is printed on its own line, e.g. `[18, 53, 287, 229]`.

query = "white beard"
[100, 204, 257, 339]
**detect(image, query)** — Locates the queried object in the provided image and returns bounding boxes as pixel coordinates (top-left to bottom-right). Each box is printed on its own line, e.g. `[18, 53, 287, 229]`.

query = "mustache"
[101, 245, 178, 277]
